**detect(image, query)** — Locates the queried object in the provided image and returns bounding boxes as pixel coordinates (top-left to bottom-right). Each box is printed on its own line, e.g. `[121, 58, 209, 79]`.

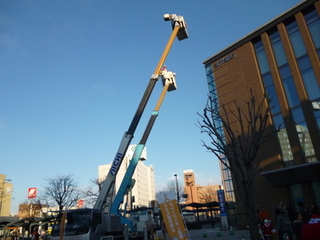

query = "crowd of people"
[9, 228, 48, 240]
[258, 201, 320, 240]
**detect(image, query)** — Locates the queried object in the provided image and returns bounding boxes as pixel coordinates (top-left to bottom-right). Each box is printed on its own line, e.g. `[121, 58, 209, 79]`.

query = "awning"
[261, 161, 320, 186]
[180, 201, 219, 209]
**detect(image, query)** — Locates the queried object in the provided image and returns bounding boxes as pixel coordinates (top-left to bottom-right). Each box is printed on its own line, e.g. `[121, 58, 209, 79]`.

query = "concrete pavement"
[187, 227, 251, 240]
[155, 224, 251, 240]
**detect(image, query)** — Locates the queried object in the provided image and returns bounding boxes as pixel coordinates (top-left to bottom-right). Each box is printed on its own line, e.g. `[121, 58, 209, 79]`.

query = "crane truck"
[109, 67, 178, 239]
[49, 14, 188, 240]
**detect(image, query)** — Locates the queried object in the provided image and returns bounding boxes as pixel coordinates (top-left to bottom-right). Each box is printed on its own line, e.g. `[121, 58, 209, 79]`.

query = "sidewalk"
[187, 227, 251, 240]
[155, 224, 251, 240]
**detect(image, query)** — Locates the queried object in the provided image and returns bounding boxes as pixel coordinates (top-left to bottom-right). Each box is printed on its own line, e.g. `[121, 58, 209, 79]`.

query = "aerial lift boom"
[94, 14, 188, 211]
[109, 69, 177, 216]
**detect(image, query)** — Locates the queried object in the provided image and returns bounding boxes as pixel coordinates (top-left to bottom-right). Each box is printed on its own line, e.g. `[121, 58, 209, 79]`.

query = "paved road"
[187, 228, 251, 240]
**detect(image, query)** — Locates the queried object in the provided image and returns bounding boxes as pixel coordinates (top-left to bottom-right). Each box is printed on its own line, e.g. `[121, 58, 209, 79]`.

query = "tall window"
[270, 30, 316, 163]
[286, 21, 320, 101]
[292, 107, 316, 162]
[205, 64, 234, 202]
[269, 31, 300, 108]
[254, 40, 292, 163]
[285, 20, 318, 162]
[255, 41, 281, 114]
[293, 12, 320, 133]
[205, 65, 223, 135]
[304, 9, 320, 58]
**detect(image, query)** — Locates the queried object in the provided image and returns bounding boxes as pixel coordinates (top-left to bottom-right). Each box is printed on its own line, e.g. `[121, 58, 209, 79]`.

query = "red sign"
[77, 199, 84, 209]
[28, 188, 37, 198]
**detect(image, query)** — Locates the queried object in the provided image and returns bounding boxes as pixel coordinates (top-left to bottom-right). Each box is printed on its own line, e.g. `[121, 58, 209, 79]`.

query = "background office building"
[203, 0, 320, 222]
[183, 170, 220, 204]
[98, 145, 155, 210]
[0, 174, 13, 217]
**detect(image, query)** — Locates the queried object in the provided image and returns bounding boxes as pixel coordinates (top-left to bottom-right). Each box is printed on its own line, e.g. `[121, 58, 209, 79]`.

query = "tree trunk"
[246, 207, 260, 240]
[234, 172, 260, 240]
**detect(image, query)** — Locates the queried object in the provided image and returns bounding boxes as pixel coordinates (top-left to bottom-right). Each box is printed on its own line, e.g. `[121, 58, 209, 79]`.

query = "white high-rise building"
[98, 145, 155, 210]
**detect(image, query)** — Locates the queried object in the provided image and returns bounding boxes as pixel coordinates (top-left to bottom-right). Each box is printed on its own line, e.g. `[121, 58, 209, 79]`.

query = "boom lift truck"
[109, 67, 178, 239]
[50, 14, 188, 240]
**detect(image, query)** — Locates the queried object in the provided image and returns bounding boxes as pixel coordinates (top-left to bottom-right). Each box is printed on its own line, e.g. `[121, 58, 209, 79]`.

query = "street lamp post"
[0, 178, 12, 216]
[174, 174, 179, 203]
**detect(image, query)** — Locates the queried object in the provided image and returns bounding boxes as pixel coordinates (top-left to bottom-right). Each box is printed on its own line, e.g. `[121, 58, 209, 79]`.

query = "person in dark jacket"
[31, 228, 40, 240]
[298, 201, 310, 224]
[293, 212, 304, 240]
[310, 202, 319, 215]
[275, 208, 286, 240]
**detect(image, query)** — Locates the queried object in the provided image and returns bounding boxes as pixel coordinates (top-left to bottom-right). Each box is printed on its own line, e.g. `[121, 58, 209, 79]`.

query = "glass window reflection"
[279, 66, 300, 107]
[273, 114, 293, 162]
[291, 107, 315, 159]
[297, 56, 320, 100]
[305, 10, 320, 52]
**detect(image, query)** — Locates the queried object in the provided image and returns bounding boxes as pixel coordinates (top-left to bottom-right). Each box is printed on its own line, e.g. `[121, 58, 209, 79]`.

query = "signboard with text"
[217, 190, 227, 216]
[156, 191, 189, 240]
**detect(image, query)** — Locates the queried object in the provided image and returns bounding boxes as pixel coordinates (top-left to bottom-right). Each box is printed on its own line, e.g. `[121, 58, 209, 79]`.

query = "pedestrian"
[259, 207, 271, 224]
[298, 201, 310, 224]
[301, 209, 320, 240]
[310, 202, 319, 215]
[10, 231, 18, 240]
[261, 219, 274, 240]
[285, 203, 295, 224]
[282, 203, 294, 240]
[161, 221, 167, 237]
[31, 228, 40, 240]
[40, 230, 48, 240]
[160, 65, 167, 74]
[275, 208, 286, 240]
[292, 212, 304, 240]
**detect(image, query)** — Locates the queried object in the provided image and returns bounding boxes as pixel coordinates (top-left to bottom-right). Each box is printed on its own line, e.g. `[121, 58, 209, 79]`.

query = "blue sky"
[1, 0, 302, 213]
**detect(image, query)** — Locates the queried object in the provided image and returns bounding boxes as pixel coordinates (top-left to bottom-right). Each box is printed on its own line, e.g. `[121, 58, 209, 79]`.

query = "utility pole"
[174, 174, 179, 203]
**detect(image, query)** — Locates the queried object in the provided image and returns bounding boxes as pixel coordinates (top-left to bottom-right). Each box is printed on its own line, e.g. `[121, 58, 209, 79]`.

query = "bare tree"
[42, 174, 83, 211]
[166, 180, 183, 202]
[81, 178, 102, 207]
[197, 90, 276, 239]
[198, 187, 217, 203]
[156, 179, 183, 203]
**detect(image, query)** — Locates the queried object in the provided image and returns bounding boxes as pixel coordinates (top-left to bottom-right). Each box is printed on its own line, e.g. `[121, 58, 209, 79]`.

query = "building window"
[269, 31, 287, 66]
[268, 30, 316, 159]
[263, 73, 281, 113]
[286, 20, 320, 101]
[278, 65, 300, 107]
[254, 39, 293, 163]
[286, 21, 307, 57]
[205, 65, 224, 137]
[313, 106, 320, 131]
[255, 40, 270, 74]
[284, 19, 319, 162]
[254, 40, 281, 114]
[205, 64, 235, 202]
[292, 107, 315, 162]
[304, 9, 320, 58]
[269, 31, 301, 109]
[273, 114, 293, 163]
[297, 56, 320, 100]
